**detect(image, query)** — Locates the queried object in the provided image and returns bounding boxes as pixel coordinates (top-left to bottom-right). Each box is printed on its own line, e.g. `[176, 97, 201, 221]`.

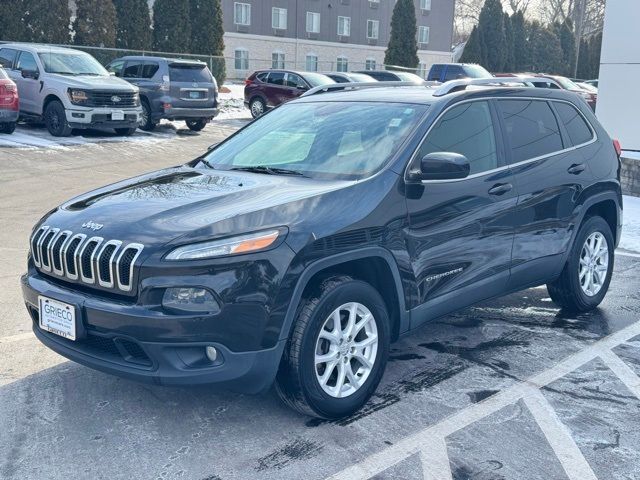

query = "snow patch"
[620, 195, 640, 253]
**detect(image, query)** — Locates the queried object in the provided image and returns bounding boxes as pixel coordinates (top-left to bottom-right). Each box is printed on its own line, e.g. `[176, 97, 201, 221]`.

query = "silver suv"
[0, 44, 142, 136]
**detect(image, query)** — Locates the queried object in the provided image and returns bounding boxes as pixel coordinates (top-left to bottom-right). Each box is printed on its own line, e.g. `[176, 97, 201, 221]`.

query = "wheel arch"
[280, 247, 409, 345]
[42, 93, 64, 115]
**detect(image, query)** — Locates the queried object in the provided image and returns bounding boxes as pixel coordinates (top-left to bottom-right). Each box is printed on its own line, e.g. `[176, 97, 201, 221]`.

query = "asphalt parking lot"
[1, 121, 640, 480]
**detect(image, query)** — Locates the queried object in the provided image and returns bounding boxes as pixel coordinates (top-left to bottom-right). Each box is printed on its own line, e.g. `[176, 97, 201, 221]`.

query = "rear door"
[123, 60, 159, 98]
[497, 98, 595, 289]
[168, 63, 215, 109]
[263, 71, 287, 106]
[405, 99, 518, 327]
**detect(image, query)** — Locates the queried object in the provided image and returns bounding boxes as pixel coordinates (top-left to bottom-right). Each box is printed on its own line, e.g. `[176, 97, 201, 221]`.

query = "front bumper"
[65, 106, 142, 128]
[0, 109, 19, 122]
[21, 271, 284, 392]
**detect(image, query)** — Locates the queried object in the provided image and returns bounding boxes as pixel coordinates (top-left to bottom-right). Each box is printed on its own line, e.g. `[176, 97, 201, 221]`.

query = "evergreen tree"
[525, 20, 542, 71]
[477, 0, 506, 72]
[22, 0, 71, 44]
[511, 11, 528, 71]
[189, 0, 226, 83]
[587, 32, 602, 79]
[73, 0, 117, 47]
[0, 0, 23, 42]
[153, 0, 191, 53]
[577, 38, 590, 79]
[459, 26, 483, 65]
[114, 0, 152, 50]
[555, 19, 576, 77]
[531, 26, 563, 74]
[503, 13, 515, 72]
[384, 0, 419, 70]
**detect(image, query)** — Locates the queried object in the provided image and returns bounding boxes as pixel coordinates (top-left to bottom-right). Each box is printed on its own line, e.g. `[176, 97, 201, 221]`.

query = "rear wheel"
[0, 122, 16, 134]
[44, 100, 72, 137]
[139, 99, 156, 131]
[115, 127, 137, 136]
[186, 118, 208, 131]
[249, 97, 266, 118]
[275, 276, 390, 418]
[547, 216, 614, 312]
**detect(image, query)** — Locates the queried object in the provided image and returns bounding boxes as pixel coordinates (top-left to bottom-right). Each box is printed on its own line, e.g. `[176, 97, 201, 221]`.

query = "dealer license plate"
[111, 110, 125, 121]
[38, 296, 76, 341]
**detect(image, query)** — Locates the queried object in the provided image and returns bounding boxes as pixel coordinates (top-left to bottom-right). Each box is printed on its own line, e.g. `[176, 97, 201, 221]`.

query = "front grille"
[87, 91, 138, 108]
[31, 225, 143, 293]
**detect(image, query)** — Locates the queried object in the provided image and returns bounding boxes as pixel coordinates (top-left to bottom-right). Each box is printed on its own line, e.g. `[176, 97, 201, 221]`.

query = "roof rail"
[433, 76, 561, 96]
[302, 81, 437, 97]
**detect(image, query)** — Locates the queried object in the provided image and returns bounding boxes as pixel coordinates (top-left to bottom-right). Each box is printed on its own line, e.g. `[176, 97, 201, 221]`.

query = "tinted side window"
[554, 102, 593, 146]
[444, 65, 463, 81]
[123, 60, 143, 77]
[428, 64, 443, 81]
[418, 101, 498, 175]
[329, 74, 348, 83]
[0, 48, 18, 68]
[268, 72, 285, 85]
[107, 60, 125, 76]
[16, 52, 38, 72]
[286, 73, 306, 88]
[140, 62, 159, 79]
[256, 72, 269, 82]
[498, 100, 563, 163]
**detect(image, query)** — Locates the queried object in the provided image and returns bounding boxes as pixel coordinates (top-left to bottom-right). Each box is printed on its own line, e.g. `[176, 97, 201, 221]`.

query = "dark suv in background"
[427, 63, 493, 82]
[23, 81, 622, 419]
[243, 69, 334, 117]
[107, 56, 219, 131]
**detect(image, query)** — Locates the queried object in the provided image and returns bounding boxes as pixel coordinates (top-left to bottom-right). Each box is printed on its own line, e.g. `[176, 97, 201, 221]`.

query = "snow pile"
[217, 83, 250, 120]
[620, 195, 640, 254]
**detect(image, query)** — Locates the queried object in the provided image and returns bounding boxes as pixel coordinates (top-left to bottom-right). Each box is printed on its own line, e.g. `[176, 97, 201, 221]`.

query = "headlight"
[68, 89, 89, 104]
[165, 229, 282, 260]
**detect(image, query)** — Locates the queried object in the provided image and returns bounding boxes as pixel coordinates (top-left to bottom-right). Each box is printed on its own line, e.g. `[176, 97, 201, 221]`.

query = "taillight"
[1, 83, 16, 93]
[244, 79, 253, 86]
[613, 139, 622, 157]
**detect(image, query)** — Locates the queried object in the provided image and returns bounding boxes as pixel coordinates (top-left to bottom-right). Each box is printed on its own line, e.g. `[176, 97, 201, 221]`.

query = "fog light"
[205, 346, 218, 362]
[162, 287, 220, 314]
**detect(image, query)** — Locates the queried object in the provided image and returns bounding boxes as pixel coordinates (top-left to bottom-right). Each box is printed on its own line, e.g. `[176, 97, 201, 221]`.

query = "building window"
[366, 20, 379, 39]
[417, 62, 427, 78]
[365, 58, 376, 70]
[272, 51, 285, 69]
[234, 49, 249, 70]
[337, 16, 351, 37]
[306, 54, 318, 71]
[421, 0, 432, 11]
[418, 26, 430, 44]
[272, 7, 287, 30]
[336, 56, 348, 72]
[306, 12, 320, 33]
[234, 2, 251, 25]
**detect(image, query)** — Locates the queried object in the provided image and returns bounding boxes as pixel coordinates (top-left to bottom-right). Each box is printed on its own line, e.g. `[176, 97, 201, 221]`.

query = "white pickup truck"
[0, 43, 142, 136]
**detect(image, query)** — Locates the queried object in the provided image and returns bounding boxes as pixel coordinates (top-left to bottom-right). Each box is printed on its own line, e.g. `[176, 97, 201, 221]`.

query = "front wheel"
[275, 276, 390, 419]
[186, 118, 208, 131]
[44, 100, 72, 137]
[115, 127, 137, 136]
[547, 216, 614, 312]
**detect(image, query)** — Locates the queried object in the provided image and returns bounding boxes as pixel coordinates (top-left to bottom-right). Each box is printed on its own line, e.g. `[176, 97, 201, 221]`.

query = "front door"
[12, 51, 41, 114]
[404, 100, 518, 328]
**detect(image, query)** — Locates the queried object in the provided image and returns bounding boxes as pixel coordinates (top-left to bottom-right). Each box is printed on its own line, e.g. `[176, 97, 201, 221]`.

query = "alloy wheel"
[579, 231, 609, 296]
[314, 302, 378, 398]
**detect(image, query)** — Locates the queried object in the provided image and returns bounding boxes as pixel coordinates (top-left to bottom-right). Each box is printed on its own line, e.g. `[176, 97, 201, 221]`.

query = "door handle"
[567, 163, 586, 174]
[488, 183, 513, 196]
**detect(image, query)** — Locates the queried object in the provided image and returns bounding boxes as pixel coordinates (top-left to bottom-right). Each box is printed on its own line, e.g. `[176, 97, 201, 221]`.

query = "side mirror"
[412, 152, 470, 181]
[21, 69, 39, 80]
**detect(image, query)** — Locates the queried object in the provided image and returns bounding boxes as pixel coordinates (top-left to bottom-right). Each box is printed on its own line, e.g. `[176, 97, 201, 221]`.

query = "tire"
[547, 216, 614, 312]
[275, 275, 390, 419]
[44, 100, 72, 137]
[139, 99, 156, 131]
[249, 97, 266, 118]
[115, 127, 137, 136]
[186, 118, 208, 131]
[0, 122, 16, 134]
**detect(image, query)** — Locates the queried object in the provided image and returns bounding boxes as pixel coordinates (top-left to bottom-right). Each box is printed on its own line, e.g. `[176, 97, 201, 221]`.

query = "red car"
[535, 74, 597, 111]
[0, 66, 18, 134]
[244, 69, 334, 118]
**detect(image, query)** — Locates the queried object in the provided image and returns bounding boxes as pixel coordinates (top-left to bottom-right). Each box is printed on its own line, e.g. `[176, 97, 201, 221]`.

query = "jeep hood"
[49, 73, 138, 92]
[45, 167, 352, 247]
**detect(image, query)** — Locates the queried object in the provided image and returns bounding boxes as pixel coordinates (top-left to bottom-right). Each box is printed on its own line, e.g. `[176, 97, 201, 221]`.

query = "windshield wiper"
[229, 166, 308, 177]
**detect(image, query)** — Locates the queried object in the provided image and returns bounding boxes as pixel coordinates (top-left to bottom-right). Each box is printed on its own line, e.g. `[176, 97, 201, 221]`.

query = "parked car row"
[0, 43, 219, 137]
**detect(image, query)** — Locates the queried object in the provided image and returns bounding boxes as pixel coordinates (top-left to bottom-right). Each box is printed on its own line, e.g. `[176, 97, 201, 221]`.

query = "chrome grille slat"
[30, 227, 144, 293]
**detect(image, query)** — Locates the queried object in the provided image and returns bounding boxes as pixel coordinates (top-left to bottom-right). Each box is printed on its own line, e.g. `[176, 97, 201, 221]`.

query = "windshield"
[553, 76, 580, 90]
[38, 52, 107, 75]
[302, 72, 335, 87]
[169, 64, 213, 83]
[201, 102, 428, 180]
[347, 73, 375, 82]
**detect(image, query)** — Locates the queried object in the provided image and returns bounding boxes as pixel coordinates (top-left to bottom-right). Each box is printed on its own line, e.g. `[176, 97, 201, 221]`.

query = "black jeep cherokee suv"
[22, 83, 623, 419]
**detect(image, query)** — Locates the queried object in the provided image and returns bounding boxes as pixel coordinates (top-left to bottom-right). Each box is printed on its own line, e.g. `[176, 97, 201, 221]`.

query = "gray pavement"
[1, 122, 640, 480]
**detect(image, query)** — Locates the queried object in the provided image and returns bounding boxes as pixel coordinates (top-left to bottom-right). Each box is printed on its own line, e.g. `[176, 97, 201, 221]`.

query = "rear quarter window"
[140, 62, 160, 79]
[498, 100, 563, 163]
[428, 64, 443, 81]
[554, 102, 594, 146]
